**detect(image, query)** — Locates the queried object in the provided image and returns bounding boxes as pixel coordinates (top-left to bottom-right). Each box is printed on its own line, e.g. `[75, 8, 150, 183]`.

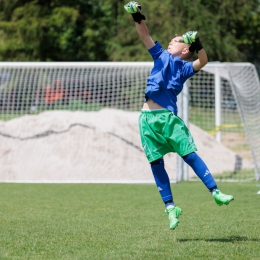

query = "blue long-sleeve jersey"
[145, 41, 197, 115]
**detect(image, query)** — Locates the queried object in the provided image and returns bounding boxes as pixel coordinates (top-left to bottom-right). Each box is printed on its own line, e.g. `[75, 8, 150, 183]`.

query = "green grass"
[0, 113, 25, 121]
[189, 107, 244, 134]
[0, 182, 259, 260]
[0, 101, 103, 121]
[190, 169, 256, 182]
[47, 100, 103, 111]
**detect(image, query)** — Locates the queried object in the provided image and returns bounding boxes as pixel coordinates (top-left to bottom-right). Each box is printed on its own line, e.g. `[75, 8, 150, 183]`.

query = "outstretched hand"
[124, 1, 146, 24]
[124, 1, 141, 13]
[182, 31, 203, 53]
[182, 31, 198, 44]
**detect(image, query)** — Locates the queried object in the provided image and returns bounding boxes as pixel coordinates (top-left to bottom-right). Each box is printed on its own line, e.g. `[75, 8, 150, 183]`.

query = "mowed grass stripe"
[0, 182, 259, 260]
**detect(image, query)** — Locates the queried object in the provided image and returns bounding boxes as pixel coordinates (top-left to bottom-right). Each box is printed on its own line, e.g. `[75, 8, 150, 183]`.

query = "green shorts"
[138, 109, 197, 162]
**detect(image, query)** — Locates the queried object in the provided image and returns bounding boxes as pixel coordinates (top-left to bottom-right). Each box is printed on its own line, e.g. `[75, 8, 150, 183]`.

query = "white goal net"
[0, 62, 259, 183]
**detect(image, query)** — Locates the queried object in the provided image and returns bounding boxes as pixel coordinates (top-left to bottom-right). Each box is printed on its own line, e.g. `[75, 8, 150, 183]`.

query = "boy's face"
[167, 36, 190, 58]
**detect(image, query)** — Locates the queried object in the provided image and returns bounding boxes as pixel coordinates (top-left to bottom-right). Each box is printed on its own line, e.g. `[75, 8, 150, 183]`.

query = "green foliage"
[114, 0, 260, 62]
[0, 0, 114, 61]
[0, 0, 259, 64]
[0, 182, 259, 259]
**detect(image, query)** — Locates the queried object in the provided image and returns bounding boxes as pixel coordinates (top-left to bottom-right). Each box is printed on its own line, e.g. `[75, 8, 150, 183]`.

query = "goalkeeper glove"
[124, 1, 146, 24]
[182, 31, 203, 53]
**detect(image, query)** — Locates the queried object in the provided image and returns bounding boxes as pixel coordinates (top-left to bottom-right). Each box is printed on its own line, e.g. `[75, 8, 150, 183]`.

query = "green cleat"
[165, 206, 182, 230]
[213, 190, 234, 206]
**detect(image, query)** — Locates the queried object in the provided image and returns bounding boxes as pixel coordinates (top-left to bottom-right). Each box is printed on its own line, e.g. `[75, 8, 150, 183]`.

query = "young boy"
[124, 1, 234, 230]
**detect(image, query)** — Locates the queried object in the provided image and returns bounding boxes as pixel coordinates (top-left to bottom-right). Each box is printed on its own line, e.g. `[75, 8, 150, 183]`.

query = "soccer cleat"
[213, 190, 234, 206]
[165, 206, 182, 230]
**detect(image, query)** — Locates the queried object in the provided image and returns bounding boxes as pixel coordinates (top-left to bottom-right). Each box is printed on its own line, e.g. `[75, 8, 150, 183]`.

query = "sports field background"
[0, 182, 259, 259]
[0, 109, 254, 183]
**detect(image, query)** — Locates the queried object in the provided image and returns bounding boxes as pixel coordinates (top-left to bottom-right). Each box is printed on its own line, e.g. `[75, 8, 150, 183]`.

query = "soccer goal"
[0, 62, 259, 183]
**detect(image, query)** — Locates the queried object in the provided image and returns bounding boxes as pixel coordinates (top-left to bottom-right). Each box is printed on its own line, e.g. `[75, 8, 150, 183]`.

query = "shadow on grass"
[178, 236, 260, 243]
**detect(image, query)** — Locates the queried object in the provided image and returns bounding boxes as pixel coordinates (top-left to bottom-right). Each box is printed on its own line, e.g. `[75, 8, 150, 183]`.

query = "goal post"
[202, 62, 260, 181]
[0, 62, 259, 183]
[226, 63, 260, 181]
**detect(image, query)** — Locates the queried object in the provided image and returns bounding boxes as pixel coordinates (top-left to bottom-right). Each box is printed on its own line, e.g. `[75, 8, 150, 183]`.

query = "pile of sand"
[0, 109, 253, 183]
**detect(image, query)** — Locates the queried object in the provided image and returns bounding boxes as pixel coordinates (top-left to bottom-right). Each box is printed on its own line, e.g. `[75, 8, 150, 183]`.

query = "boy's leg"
[182, 152, 217, 191]
[150, 158, 173, 204]
[151, 158, 182, 229]
[138, 110, 182, 229]
[182, 152, 234, 205]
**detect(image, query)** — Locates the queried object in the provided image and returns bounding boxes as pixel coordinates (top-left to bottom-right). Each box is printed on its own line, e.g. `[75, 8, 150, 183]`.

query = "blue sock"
[150, 158, 174, 204]
[182, 152, 217, 191]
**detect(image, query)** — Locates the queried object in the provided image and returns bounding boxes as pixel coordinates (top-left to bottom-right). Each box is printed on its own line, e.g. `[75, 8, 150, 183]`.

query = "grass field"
[0, 182, 259, 260]
[189, 107, 243, 133]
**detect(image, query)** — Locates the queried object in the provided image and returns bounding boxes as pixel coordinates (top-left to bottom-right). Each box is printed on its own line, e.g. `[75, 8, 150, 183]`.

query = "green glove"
[182, 31, 198, 44]
[124, 1, 146, 24]
[182, 31, 203, 53]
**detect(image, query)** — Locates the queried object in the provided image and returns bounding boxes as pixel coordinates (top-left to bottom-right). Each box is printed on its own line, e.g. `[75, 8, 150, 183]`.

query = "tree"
[108, 0, 260, 63]
[0, 0, 114, 61]
[0, 0, 259, 65]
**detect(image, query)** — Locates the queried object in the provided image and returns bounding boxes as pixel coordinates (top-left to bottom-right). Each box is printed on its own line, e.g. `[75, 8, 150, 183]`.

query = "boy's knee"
[150, 158, 164, 166]
[182, 152, 197, 164]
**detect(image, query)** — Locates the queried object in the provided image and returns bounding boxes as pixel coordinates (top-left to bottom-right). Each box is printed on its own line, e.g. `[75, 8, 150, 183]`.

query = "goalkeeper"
[124, 1, 234, 230]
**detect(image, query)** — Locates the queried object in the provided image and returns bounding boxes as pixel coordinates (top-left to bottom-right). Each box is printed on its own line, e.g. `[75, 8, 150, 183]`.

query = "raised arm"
[182, 31, 208, 71]
[193, 49, 208, 71]
[124, 1, 155, 50]
[135, 21, 155, 50]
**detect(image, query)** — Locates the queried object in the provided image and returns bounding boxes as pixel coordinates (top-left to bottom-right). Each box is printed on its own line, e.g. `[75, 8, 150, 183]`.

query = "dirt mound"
[0, 109, 253, 182]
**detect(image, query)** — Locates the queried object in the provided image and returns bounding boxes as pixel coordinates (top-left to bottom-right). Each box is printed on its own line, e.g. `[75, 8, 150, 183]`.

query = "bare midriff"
[142, 98, 164, 110]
